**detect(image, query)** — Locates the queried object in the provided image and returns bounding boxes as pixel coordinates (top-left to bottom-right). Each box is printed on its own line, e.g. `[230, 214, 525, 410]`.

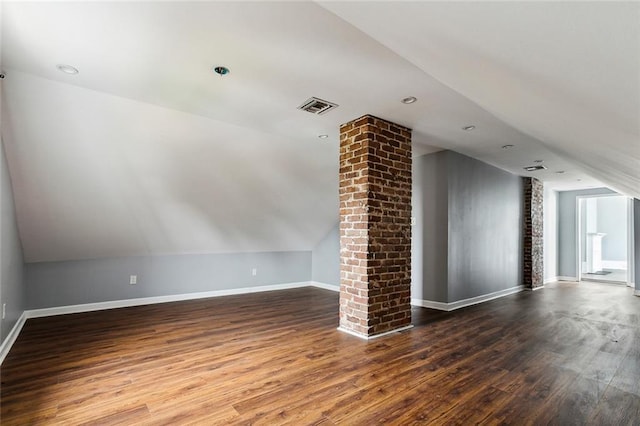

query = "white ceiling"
[0, 1, 637, 263]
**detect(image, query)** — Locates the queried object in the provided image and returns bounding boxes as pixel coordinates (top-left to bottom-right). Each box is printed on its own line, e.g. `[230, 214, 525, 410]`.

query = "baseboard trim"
[0, 281, 528, 363]
[309, 281, 340, 292]
[411, 285, 525, 312]
[525, 285, 545, 292]
[635, 290, 640, 297]
[0, 311, 27, 365]
[411, 298, 450, 311]
[558, 276, 578, 282]
[26, 281, 313, 319]
[337, 325, 414, 340]
[544, 277, 558, 284]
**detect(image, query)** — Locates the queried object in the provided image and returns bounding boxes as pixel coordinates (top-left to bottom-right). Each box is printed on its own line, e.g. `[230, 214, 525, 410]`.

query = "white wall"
[596, 196, 628, 266]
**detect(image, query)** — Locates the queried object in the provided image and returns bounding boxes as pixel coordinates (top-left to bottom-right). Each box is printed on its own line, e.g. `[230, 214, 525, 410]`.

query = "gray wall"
[446, 151, 522, 302]
[596, 196, 628, 262]
[26, 251, 311, 309]
[544, 186, 559, 281]
[635, 198, 639, 292]
[412, 150, 523, 303]
[558, 188, 616, 278]
[311, 224, 339, 286]
[1, 139, 25, 343]
[412, 151, 449, 302]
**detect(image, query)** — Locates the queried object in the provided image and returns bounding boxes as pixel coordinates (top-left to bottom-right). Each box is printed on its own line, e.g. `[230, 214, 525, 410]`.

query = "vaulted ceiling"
[1, 1, 638, 263]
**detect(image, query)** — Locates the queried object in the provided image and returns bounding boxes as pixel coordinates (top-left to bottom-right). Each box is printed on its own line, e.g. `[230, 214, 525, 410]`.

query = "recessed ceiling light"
[213, 66, 230, 76]
[534, 159, 544, 163]
[501, 144, 514, 149]
[556, 171, 565, 174]
[318, 134, 329, 139]
[56, 64, 79, 75]
[462, 125, 476, 131]
[401, 96, 417, 104]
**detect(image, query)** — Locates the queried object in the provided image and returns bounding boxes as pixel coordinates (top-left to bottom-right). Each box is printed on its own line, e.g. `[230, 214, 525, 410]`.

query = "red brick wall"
[523, 177, 544, 289]
[339, 115, 412, 337]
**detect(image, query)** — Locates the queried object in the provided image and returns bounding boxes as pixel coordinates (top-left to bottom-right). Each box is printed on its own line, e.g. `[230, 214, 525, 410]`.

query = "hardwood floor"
[1, 281, 639, 425]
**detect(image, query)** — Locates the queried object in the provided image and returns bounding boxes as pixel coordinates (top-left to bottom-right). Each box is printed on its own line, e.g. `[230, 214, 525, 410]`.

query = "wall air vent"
[523, 165, 548, 172]
[298, 97, 338, 115]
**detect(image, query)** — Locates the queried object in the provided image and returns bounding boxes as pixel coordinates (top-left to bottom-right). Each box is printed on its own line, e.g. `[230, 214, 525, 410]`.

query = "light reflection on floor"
[582, 269, 628, 284]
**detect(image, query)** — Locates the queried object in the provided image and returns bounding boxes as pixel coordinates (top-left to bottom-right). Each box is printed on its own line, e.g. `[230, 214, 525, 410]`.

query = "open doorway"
[578, 195, 631, 284]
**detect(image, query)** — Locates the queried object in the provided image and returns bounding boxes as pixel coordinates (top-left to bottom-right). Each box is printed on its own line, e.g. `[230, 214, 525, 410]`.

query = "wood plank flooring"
[1, 281, 639, 425]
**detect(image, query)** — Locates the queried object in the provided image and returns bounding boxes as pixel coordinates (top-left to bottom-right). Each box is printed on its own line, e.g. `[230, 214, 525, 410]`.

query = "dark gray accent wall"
[26, 251, 311, 309]
[447, 152, 522, 301]
[311, 224, 339, 286]
[412, 150, 523, 303]
[1, 139, 25, 344]
[557, 188, 616, 278]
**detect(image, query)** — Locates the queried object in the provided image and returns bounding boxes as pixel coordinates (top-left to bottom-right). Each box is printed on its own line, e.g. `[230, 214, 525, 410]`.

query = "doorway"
[578, 195, 631, 284]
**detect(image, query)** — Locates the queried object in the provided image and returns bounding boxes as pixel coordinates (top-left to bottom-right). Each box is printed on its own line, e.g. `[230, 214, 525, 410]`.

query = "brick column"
[523, 177, 543, 289]
[339, 115, 412, 338]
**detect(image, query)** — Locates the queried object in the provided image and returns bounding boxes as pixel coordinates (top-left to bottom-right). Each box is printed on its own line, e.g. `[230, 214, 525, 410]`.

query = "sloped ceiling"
[321, 1, 640, 199]
[0, 1, 637, 263]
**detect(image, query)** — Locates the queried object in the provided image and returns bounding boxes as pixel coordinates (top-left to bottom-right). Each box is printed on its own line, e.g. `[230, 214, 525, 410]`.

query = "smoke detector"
[298, 97, 338, 115]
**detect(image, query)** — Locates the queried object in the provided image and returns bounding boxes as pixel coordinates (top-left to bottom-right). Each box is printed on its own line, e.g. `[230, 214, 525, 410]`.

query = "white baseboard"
[411, 298, 450, 311]
[635, 290, 640, 297]
[337, 325, 413, 340]
[411, 285, 524, 312]
[525, 285, 545, 291]
[3, 281, 327, 364]
[26, 281, 314, 319]
[544, 277, 558, 284]
[0, 311, 27, 365]
[558, 276, 578, 282]
[309, 281, 340, 292]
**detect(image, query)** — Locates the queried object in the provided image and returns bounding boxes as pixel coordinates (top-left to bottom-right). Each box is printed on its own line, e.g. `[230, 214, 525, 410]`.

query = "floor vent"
[523, 165, 547, 172]
[298, 97, 338, 115]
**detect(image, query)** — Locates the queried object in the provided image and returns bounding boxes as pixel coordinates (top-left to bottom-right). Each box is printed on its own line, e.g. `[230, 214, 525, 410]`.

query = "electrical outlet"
[130, 275, 137, 285]
[2, 303, 6, 320]
[252, 268, 257, 276]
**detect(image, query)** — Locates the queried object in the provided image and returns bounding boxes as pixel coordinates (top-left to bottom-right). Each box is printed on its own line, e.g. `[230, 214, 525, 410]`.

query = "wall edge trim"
[337, 325, 414, 340]
[558, 276, 579, 282]
[525, 285, 545, 292]
[25, 281, 313, 319]
[0, 311, 28, 366]
[309, 281, 340, 292]
[411, 285, 525, 312]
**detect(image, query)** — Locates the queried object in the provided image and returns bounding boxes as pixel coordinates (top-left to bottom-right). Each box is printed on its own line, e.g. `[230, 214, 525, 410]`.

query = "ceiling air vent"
[298, 97, 338, 115]
[523, 165, 548, 172]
